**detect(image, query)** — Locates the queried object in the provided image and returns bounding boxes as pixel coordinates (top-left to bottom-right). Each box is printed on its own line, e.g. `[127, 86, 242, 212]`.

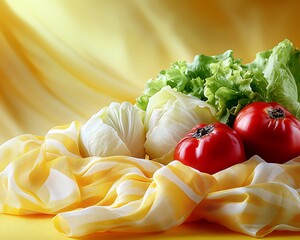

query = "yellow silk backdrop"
[0, 0, 300, 144]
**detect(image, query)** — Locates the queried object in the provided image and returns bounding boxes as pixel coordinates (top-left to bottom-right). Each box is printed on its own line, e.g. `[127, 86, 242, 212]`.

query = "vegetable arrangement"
[2, 39, 300, 238]
[81, 39, 300, 174]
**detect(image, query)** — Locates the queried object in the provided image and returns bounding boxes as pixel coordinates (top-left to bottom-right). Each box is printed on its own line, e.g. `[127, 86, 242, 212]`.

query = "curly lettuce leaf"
[136, 61, 189, 111]
[136, 52, 230, 111]
[246, 39, 300, 118]
[137, 50, 268, 124]
[205, 53, 267, 123]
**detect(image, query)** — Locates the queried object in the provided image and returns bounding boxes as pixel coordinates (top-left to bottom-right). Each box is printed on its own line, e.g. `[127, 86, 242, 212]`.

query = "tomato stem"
[267, 107, 285, 119]
[192, 125, 214, 138]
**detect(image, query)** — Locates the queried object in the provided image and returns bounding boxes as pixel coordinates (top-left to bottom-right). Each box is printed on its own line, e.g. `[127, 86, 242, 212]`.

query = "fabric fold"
[53, 160, 215, 237]
[1, 121, 300, 237]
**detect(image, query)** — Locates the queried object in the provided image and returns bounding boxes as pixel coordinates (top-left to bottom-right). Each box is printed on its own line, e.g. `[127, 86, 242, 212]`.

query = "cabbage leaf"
[80, 102, 146, 158]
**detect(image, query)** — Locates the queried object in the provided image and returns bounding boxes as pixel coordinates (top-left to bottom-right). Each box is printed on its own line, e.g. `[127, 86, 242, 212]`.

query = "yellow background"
[1, 0, 300, 239]
[1, 214, 300, 240]
[1, 0, 300, 143]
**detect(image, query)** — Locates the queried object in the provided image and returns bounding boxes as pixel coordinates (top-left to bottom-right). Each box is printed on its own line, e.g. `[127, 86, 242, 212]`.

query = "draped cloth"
[1, 122, 300, 237]
[2, 0, 300, 238]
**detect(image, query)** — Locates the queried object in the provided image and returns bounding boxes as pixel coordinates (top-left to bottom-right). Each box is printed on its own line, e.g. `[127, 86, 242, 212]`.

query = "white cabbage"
[80, 102, 145, 158]
[144, 86, 217, 164]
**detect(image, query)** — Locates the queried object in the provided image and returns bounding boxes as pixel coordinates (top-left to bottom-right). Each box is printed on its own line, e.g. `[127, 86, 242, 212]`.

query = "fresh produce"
[144, 86, 217, 164]
[137, 50, 267, 125]
[136, 39, 300, 125]
[174, 122, 245, 174]
[245, 40, 300, 120]
[233, 102, 300, 163]
[79, 102, 146, 158]
[79, 39, 300, 168]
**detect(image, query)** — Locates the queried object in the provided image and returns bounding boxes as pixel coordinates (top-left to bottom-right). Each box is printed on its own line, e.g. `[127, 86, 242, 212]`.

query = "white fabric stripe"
[46, 139, 79, 157]
[47, 122, 79, 142]
[155, 164, 202, 203]
[41, 168, 77, 202]
[3, 163, 39, 205]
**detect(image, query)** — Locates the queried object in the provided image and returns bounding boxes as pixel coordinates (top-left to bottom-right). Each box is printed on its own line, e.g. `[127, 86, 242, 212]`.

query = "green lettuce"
[136, 51, 267, 125]
[246, 39, 300, 119]
[136, 39, 300, 124]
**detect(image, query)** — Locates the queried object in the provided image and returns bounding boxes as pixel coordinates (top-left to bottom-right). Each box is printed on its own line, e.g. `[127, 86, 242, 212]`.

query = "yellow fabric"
[2, 0, 300, 239]
[1, 122, 300, 237]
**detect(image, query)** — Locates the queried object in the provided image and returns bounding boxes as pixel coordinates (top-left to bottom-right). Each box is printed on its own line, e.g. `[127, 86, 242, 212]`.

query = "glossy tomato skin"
[233, 102, 300, 163]
[174, 123, 245, 174]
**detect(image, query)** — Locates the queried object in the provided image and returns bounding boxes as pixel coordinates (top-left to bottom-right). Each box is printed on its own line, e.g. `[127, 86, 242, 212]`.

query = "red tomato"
[233, 102, 300, 163]
[174, 123, 246, 174]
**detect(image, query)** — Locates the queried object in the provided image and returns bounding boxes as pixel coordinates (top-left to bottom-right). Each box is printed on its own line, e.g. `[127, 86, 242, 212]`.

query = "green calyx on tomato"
[233, 102, 300, 164]
[174, 123, 246, 174]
